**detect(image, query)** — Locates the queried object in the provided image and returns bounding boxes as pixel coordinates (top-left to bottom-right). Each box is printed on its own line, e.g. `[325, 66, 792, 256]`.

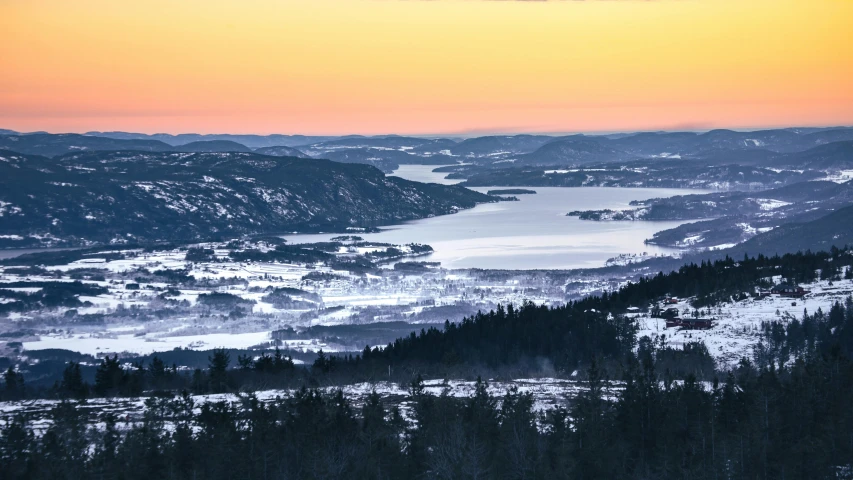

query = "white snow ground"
[635, 275, 853, 368]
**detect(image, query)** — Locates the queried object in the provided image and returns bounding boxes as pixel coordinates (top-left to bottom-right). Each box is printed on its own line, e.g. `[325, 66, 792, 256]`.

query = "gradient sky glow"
[2, 0, 852, 135]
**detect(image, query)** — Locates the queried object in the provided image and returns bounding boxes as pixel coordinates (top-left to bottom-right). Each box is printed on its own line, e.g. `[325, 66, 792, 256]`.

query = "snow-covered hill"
[635, 275, 853, 368]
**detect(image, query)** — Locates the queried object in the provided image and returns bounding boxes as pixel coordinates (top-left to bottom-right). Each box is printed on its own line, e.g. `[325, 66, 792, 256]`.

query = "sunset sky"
[1, 0, 851, 135]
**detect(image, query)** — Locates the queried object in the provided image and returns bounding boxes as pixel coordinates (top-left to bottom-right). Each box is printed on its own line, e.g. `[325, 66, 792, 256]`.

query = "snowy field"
[21, 331, 325, 356]
[635, 276, 853, 368]
[0, 241, 581, 359]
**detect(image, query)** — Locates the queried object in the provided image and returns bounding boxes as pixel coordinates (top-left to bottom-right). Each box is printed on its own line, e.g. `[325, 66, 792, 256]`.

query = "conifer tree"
[208, 348, 230, 393]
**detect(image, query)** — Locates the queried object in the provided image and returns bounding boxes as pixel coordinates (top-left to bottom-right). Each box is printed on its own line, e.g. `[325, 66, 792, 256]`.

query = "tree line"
[1, 349, 297, 402]
[754, 296, 853, 369]
[2, 350, 853, 479]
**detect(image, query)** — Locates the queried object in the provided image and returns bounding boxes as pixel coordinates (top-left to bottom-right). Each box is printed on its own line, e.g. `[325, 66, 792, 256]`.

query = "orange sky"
[1, 0, 852, 135]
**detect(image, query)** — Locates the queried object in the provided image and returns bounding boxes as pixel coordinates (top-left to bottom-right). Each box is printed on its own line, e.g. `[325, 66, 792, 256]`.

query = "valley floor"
[3, 241, 851, 371]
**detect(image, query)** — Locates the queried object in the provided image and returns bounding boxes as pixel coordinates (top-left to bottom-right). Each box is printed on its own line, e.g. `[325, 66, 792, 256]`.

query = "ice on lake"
[282, 165, 711, 270]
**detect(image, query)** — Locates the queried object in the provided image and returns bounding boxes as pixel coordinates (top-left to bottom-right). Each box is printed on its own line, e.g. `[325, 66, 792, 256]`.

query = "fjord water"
[387, 164, 465, 185]
[283, 165, 709, 270]
[0, 247, 77, 260]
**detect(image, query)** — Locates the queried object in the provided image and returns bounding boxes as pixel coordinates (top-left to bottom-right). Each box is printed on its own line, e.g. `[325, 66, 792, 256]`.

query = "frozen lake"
[390, 164, 465, 185]
[283, 165, 710, 270]
[0, 247, 77, 260]
[0, 166, 708, 270]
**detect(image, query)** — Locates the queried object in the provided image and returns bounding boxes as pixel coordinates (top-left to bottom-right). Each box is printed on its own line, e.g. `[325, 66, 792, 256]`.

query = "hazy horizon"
[3, 124, 851, 139]
[3, 0, 851, 135]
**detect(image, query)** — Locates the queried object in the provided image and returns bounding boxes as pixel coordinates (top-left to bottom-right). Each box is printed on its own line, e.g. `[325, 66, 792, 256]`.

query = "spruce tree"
[208, 349, 230, 393]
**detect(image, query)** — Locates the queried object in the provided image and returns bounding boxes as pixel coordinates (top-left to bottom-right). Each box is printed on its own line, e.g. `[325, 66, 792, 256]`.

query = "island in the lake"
[487, 188, 537, 195]
[567, 209, 640, 221]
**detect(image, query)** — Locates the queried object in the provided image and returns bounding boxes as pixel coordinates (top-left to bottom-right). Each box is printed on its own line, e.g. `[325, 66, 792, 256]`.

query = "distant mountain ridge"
[253, 145, 310, 158]
[174, 140, 253, 153]
[516, 135, 625, 165]
[3, 127, 853, 176]
[0, 133, 175, 157]
[83, 132, 341, 148]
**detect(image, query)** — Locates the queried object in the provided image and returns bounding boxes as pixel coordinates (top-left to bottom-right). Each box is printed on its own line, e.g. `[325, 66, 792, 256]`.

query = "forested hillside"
[0, 150, 492, 246]
[3, 339, 852, 479]
[729, 205, 853, 256]
[327, 248, 853, 376]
